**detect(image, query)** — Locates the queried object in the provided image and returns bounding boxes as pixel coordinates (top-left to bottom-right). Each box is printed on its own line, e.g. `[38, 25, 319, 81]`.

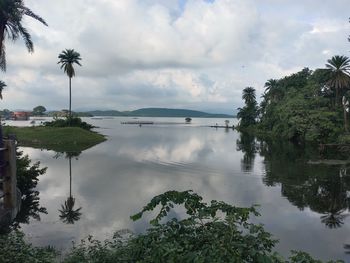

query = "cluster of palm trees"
[259, 55, 350, 132]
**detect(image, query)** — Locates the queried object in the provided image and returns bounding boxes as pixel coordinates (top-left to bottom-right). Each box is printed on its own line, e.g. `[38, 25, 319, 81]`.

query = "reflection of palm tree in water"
[320, 210, 347, 229]
[320, 166, 349, 229]
[59, 152, 82, 224]
[236, 133, 257, 172]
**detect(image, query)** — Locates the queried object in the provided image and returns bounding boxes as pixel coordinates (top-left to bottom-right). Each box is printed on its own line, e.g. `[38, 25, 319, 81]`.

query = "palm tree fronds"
[0, 0, 47, 71]
[21, 7, 48, 26]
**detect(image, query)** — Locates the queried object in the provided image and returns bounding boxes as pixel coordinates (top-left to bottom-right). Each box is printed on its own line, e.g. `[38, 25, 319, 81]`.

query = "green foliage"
[257, 65, 348, 143]
[32, 106, 46, 116]
[16, 150, 47, 195]
[58, 49, 82, 78]
[0, 148, 48, 233]
[289, 251, 343, 263]
[44, 117, 94, 131]
[0, 231, 57, 263]
[3, 125, 105, 152]
[63, 190, 342, 263]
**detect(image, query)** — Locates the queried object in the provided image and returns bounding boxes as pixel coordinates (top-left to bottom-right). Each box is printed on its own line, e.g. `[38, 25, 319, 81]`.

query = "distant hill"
[87, 108, 233, 118]
[86, 110, 127, 116]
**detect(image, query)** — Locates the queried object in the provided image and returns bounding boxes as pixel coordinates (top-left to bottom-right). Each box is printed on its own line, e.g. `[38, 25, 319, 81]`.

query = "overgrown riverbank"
[237, 57, 350, 145]
[3, 126, 106, 152]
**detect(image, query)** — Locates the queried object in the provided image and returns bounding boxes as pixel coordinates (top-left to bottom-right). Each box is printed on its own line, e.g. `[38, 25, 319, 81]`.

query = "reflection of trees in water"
[57, 152, 82, 224]
[236, 133, 257, 172]
[0, 150, 47, 233]
[258, 139, 350, 229]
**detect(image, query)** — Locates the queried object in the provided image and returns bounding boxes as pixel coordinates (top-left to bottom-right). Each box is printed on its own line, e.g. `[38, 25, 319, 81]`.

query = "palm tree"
[242, 87, 256, 105]
[0, 81, 6, 140]
[263, 79, 280, 103]
[325, 55, 350, 106]
[0, 0, 47, 71]
[58, 155, 82, 224]
[264, 79, 277, 93]
[58, 49, 82, 120]
[237, 87, 258, 128]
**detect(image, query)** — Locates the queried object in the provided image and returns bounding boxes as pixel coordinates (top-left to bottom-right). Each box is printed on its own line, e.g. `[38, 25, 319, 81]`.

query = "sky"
[1, 0, 349, 114]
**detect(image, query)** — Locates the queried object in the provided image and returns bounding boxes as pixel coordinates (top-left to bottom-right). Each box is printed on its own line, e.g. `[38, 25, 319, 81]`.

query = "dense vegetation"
[237, 56, 350, 144]
[44, 117, 94, 131]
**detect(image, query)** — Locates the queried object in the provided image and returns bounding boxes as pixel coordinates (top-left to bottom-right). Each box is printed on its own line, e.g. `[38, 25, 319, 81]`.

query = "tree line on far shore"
[237, 55, 350, 144]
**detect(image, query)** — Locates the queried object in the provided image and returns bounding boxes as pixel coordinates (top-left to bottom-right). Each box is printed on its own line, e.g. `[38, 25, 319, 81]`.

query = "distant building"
[12, 111, 30, 120]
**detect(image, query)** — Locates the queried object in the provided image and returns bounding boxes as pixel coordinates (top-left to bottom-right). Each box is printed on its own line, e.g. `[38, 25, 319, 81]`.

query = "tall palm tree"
[58, 49, 82, 120]
[237, 87, 258, 128]
[325, 55, 350, 106]
[0, 0, 47, 71]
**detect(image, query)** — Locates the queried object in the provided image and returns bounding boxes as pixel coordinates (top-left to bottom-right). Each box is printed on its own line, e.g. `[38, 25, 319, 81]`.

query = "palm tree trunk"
[69, 77, 72, 125]
[336, 88, 339, 107]
[0, 116, 3, 179]
[0, 25, 6, 71]
[344, 105, 348, 133]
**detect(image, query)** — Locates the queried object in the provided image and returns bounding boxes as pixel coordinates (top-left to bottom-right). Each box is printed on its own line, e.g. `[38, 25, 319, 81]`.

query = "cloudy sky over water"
[1, 0, 349, 113]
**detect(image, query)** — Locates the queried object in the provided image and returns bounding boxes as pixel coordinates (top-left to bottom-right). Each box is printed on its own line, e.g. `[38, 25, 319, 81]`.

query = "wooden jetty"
[121, 121, 154, 125]
[209, 125, 235, 129]
[0, 139, 20, 227]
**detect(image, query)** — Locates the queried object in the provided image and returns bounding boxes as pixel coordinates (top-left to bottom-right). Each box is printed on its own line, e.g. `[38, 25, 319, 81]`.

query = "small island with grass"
[3, 117, 106, 152]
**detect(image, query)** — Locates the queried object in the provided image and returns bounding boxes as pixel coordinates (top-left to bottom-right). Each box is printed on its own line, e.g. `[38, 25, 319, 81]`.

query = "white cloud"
[0, 0, 349, 112]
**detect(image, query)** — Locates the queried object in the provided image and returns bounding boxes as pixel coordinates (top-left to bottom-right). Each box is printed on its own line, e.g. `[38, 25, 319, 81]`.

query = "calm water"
[7, 117, 350, 261]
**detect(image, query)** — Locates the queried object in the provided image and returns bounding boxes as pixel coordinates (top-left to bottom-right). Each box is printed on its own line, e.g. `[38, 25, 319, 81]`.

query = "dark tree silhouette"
[0, 0, 47, 71]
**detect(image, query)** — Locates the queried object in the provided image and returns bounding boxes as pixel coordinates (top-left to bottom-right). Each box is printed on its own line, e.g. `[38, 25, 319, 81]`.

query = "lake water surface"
[8, 117, 350, 261]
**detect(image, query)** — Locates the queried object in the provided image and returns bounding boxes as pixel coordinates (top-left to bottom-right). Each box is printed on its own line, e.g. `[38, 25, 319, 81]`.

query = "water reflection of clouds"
[17, 121, 350, 261]
[118, 137, 205, 163]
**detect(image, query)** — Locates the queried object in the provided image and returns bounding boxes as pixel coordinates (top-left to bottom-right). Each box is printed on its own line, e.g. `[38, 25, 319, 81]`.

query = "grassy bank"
[3, 126, 106, 152]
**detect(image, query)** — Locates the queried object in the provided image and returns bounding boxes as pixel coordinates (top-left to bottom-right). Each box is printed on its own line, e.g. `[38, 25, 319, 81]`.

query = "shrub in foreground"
[63, 190, 343, 263]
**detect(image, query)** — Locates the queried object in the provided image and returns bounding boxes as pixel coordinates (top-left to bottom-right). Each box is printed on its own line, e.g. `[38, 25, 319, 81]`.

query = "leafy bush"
[0, 231, 57, 263]
[44, 117, 94, 131]
[63, 190, 343, 263]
